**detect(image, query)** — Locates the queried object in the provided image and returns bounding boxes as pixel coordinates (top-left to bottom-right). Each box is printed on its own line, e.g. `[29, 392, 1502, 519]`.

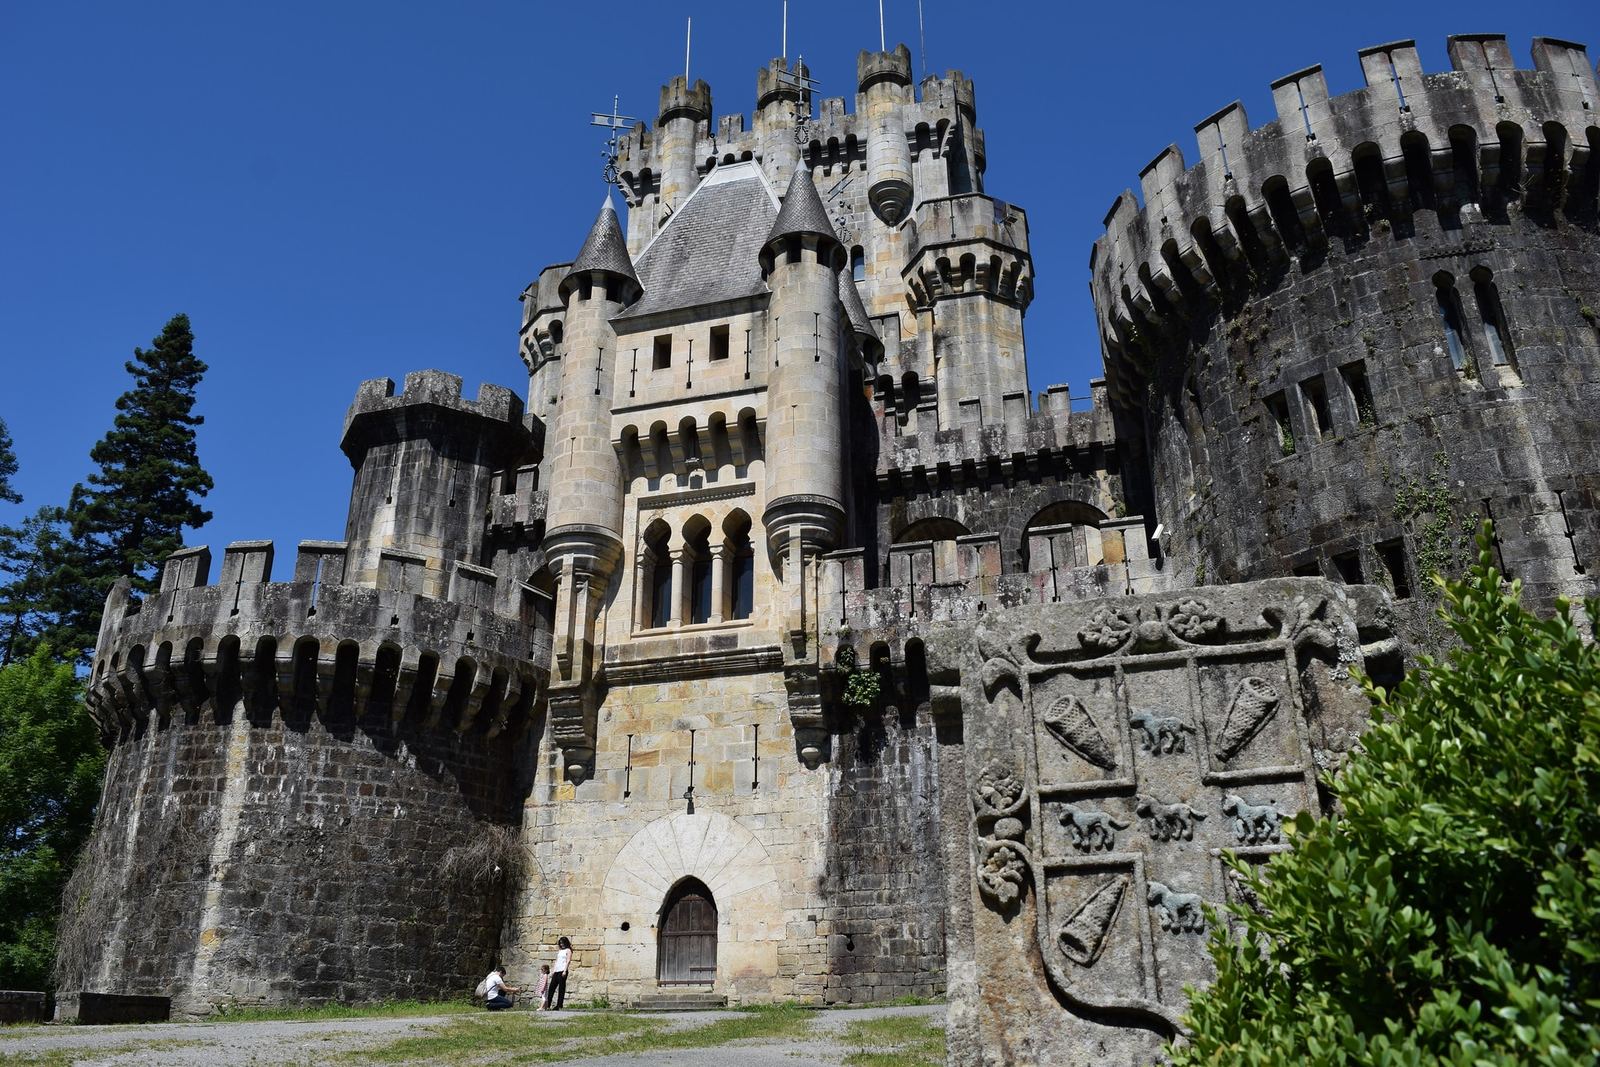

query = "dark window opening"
[1265, 391, 1294, 456]
[1376, 540, 1412, 598]
[653, 335, 673, 370]
[731, 548, 754, 620]
[1292, 561, 1321, 578]
[1340, 361, 1376, 428]
[709, 324, 730, 361]
[851, 246, 866, 282]
[1435, 274, 1472, 373]
[690, 557, 713, 624]
[1332, 551, 1363, 584]
[1471, 269, 1516, 369]
[648, 556, 672, 628]
[1300, 376, 1333, 440]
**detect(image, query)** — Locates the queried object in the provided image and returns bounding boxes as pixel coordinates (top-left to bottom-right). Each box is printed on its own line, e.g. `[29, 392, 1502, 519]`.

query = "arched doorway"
[657, 878, 717, 986]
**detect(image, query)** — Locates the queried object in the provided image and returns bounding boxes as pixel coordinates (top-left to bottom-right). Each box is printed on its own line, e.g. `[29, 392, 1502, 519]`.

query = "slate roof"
[617, 162, 780, 320]
[562, 196, 637, 297]
[766, 166, 838, 247]
[839, 270, 872, 336]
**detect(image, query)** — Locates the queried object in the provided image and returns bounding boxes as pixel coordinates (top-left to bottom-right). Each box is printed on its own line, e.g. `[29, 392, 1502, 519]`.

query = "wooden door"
[657, 880, 717, 985]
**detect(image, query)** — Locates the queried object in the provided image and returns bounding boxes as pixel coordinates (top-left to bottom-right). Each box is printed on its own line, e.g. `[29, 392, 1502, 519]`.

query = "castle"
[62, 32, 1599, 1065]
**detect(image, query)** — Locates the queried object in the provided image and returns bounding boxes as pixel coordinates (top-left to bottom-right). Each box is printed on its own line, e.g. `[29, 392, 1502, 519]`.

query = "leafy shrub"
[1175, 527, 1600, 1066]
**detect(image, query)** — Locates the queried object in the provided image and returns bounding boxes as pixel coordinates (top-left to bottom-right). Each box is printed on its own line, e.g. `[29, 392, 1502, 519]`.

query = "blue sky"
[1, 1, 1592, 566]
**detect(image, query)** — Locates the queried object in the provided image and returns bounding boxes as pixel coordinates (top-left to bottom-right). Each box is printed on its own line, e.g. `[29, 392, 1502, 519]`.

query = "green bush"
[1175, 527, 1600, 1066]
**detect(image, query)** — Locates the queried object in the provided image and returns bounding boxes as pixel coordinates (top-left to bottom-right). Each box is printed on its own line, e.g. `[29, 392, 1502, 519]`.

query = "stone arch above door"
[601, 812, 780, 945]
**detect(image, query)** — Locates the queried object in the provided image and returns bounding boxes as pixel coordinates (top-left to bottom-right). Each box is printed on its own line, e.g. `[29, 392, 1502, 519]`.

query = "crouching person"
[480, 965, 518, 1011]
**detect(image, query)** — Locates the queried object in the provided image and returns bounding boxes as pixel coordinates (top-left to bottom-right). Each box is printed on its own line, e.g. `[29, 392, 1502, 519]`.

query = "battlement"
[859, 45, 913, 91]
[1089, 32, 1599, 402]
[875, 379, 1114, 481]
[659, 75, 712, 123]
[903, 194, 1033, 309]
[345, 370, 523, 432]
[85, 539, 549, 747]
[817, 516, 1163, 678]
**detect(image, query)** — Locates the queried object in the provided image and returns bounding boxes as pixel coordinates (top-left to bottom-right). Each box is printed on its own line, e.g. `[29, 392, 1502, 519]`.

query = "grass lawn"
[205, 998, 480, 1024]
[346, 1003, 815, 1065]
[839, 1014, 946, 1067]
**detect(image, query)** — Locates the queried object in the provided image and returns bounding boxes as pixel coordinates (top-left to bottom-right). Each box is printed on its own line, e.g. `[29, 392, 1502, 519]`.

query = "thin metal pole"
[685, 17, 692, 81]
[782, 0, 787, 61]
[917, 0, 926, 82]
[878, 0, 885, 51]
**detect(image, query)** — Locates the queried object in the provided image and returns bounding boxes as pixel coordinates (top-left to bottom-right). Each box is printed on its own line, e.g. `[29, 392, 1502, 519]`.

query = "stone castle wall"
[1091, 35, 1600, 621]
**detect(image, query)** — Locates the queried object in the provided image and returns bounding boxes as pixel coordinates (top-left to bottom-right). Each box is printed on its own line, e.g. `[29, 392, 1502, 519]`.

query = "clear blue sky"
[1, 1, 1592, 568]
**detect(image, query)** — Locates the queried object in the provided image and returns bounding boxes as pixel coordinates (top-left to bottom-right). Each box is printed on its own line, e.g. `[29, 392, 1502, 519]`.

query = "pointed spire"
[766, 167, 838, 248]
[561, 195, 639, 302]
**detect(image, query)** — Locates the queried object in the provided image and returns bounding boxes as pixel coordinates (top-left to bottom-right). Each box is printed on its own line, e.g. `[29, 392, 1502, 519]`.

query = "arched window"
[1471, 267, 1516, 369]
[643, 520, 672, 629]
[686, 518, 713, 625]
[1434, 272, 1471, 372]
[724, 511, 755, 621]
[1022, 500, 1110, 571]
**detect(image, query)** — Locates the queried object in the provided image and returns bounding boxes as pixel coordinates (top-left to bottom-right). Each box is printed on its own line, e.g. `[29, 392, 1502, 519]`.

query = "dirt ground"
[0, 1003, 946, 1066]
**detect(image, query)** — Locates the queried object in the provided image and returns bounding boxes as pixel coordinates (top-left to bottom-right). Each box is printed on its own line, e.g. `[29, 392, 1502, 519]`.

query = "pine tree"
[0, 417, 19, 505]
[49, 315, 214, 661]
[0, 506, 69, 666]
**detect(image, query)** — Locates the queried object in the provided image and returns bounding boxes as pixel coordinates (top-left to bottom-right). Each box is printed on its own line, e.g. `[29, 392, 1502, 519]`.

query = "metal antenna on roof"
[685, 16, 692, 82]
[878, 0, 885, 52]
[917, 0, 927, 83]
[776, 56, 820, 146]
[590, 96, 638, 190]
[782, 0, 788, 62]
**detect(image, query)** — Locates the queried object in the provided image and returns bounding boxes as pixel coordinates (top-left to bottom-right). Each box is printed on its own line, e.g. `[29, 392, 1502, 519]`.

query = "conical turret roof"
[765, 167, 839, 249]
[561, 195, 639, 300]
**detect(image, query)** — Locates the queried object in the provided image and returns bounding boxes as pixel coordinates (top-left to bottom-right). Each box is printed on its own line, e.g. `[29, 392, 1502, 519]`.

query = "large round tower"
[1091, 34, 1600, 626]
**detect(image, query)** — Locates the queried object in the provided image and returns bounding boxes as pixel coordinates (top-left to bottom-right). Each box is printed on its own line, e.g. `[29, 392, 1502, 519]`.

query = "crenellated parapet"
[1089, 33, 1599, 404]
[84, 538, 547, 748]
[903, 194, 1033, 311]
[875, 378, 1114, 482]
[817, 516, 1165, 698]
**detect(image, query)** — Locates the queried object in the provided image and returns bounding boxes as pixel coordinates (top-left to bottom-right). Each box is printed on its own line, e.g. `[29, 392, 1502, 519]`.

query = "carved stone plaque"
[948, 581, 1381, 1059]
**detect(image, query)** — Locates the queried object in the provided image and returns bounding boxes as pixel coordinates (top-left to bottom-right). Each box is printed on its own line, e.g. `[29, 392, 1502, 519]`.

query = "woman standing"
[542, 936, 572, 1011]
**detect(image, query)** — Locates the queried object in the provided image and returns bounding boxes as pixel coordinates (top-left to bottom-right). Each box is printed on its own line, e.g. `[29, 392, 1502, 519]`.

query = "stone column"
[634, 553, 652, 630]
[708, 542, 728, 624]
[668, 549, 687, 628]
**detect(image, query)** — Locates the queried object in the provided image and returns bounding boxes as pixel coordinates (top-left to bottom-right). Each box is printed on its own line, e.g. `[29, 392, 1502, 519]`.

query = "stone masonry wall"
[61, 708, 521, 1016]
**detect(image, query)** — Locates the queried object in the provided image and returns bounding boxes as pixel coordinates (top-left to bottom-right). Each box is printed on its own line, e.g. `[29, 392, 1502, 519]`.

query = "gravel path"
[0, 1004, 945, 1066]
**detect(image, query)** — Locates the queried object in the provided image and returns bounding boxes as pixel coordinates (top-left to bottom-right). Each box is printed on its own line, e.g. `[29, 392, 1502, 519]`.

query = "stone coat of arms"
[964, 586, 1372, 1039]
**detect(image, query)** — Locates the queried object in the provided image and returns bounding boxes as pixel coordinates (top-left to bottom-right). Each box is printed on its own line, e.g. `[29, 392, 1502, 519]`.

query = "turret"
[755, 58, 808, 186]
[760, 167, 849, 571]
[858, 45, 915, 224]
[902, 195, 1033, 431]
[543, 195, 640, 780]
[656, 75, 711, 218]
[340, 371, 531, 597]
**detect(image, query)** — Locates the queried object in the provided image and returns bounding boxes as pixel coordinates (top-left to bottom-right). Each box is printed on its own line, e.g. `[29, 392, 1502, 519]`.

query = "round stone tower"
[1091, 34, 1600, 624]
[656, 75, 711, 215]
[858, 44, 915, 224]
[760, 166, 850, 570]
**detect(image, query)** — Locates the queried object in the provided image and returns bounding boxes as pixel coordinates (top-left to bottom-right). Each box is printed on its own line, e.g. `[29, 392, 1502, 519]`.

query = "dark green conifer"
[0, 417, 19, 505]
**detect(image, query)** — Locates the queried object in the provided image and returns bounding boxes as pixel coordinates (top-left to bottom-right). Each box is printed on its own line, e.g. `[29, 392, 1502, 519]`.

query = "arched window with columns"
[641, 519, 672, 629]
[685, 516, 714, 625]
[723, 511, 754, 621]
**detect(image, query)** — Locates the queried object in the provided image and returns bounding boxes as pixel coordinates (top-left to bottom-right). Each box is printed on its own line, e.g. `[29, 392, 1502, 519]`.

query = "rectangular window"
[1332, 550, 1363, 585]
[1340, 360, 1376, 429]
[1376, 539, 1412, 599]
[653, 335, 673, 370]
[709, 324, 730, 361]
[1300, 376, 1333, 440]
[1265, 392, 1294, 457]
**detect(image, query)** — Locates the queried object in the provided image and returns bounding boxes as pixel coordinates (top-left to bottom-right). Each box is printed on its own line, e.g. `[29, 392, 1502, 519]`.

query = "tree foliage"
[0, 649, 104, 989]
[5, 314, 214, 662]
[1175, 528, 1600, 1066]
[0, 416, 19, 505]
